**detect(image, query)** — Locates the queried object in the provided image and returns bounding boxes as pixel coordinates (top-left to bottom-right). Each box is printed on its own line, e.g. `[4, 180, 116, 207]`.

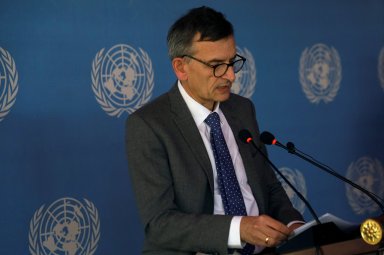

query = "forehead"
[191, 34, 236, 60]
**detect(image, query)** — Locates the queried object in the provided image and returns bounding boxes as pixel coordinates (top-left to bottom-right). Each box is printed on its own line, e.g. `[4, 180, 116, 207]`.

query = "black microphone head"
[260, 131, 275, 145]
[238, 129, 253, 144]
[286, 142, 295, 149]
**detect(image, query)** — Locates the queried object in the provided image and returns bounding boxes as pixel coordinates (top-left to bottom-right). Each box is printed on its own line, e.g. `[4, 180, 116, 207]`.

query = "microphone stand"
[285, 142, 384, 249]
[246, 138, 321, 225]
[239, 131, 350, 253]
[274, 139, 384, 252]
[260, 131, 384, 252]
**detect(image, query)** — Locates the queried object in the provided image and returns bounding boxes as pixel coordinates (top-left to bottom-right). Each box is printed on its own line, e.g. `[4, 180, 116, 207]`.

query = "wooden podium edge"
[281, 237, 382, 255]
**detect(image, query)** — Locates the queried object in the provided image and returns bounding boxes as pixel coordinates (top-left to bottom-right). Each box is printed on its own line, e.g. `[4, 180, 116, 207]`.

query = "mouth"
[216, 84, 232, 92]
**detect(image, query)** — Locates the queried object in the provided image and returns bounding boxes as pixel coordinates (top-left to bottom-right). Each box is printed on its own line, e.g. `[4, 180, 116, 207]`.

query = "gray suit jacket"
[125, 84, 303, 255]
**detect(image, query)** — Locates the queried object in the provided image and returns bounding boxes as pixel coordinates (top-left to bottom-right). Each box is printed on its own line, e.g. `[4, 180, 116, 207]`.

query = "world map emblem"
[231, 46, 256, 99]
[29, 197, 100, 255]
[299, 43, 342, 104]
[379, 47, 384, 91]
[91, 44, 154, 117]
[277, 167, 307, 214]
[346, 156, 384, 215]
[0, 47, 19, 122]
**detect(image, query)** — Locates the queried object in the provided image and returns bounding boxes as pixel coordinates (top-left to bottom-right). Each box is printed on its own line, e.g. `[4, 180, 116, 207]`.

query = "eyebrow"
[207, 54, 238, 64]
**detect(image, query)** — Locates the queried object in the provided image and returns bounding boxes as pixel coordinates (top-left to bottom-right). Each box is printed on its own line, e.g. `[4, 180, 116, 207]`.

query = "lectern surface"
[281, 238, 381, 255]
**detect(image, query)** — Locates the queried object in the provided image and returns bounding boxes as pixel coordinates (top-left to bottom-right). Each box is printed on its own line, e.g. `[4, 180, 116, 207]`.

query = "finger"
[264, 236, 272, 247]
[256, 216, 290, 244]
[247, 224, 285, 246]
[262, 228, 288, 245]
[260, 215, 291, 236]
[240, 216, 290, 246]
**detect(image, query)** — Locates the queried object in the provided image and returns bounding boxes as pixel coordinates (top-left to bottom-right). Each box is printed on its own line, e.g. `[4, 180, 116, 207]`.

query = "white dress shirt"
[178, 82, 264, 253]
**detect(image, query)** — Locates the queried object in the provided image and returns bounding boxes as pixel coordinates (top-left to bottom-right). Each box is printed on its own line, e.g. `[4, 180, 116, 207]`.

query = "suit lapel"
[168, 84, 215, 192]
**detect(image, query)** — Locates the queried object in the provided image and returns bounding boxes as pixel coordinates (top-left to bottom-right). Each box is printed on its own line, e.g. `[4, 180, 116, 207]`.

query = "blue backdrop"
[0, 0, 383, 254]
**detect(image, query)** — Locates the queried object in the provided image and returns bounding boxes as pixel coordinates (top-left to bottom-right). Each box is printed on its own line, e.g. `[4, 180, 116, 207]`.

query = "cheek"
[206, 78, 219, 91]
[189, 70, 217, 94]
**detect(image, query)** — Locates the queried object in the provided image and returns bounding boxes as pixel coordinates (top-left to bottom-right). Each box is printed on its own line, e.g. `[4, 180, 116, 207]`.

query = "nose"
[222, 65, 236, 82]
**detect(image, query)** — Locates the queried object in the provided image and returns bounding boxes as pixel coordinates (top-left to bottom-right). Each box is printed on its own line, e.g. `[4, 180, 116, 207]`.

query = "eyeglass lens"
[214, 58, 245, 77]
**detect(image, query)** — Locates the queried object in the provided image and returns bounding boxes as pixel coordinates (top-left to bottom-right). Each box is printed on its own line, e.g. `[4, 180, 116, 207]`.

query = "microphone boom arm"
[239, 130, 321, 224]
[260, 130, 384, 214]
[285, 142, 384, 214]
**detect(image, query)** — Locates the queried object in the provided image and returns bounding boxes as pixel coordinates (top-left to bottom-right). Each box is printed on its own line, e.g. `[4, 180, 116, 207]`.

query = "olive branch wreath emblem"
[28, 198, 100, 255]
[346, 157, 383, 215]
[0, 47, 19, 122]
[235, 47, 256, 99]
[281, 168, 307, 215]
[299, 44, 342, 104]
[91, 46, 154, 117]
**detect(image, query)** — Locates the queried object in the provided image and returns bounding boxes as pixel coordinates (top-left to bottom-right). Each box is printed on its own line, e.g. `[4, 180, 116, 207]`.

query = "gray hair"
[167, 6, 234, 60]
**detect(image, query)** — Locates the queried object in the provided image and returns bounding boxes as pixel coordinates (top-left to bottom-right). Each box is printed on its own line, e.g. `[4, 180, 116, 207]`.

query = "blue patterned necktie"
[205, 112, 255, 255]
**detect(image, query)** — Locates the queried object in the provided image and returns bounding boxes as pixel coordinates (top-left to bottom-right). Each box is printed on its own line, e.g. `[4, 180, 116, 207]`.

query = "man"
[125, 6, 304, 255]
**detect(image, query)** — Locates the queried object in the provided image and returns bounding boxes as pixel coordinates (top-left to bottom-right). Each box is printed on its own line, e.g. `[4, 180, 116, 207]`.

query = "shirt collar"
[178, 81, 220, 126]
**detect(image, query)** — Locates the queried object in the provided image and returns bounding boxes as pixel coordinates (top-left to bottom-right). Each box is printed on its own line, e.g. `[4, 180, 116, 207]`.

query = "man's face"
[180, 35, 237, 110]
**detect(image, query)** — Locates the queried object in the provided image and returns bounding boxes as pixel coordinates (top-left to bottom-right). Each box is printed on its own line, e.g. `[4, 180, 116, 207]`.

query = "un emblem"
[91, 44, 154, 117]
[379, 47, 384, 91]
[0, 47, 19, 122]
[29, 197, 100, 255]
[346, 157, 384, 215]
[299, 43, 342, 104]
[231, 46, 256, 99]
[277, 167, 307, 214]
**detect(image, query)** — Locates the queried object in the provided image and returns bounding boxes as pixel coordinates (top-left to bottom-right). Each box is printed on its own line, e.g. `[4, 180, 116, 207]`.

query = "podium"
[272, 214, 384, 255]
[279, 237, 382, 255]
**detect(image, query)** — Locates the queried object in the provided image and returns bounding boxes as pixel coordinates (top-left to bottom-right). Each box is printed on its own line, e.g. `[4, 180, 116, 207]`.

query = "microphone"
[238, 129, 321, 224]
[260, 131, 294, 153]
[260, 131, 384, 214]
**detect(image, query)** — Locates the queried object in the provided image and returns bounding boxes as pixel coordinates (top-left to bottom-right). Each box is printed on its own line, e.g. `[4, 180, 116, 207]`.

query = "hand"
[239, 215, 291, 247]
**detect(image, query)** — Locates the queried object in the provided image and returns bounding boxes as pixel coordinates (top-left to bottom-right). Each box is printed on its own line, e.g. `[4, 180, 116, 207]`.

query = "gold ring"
[265, 237, 270, 244]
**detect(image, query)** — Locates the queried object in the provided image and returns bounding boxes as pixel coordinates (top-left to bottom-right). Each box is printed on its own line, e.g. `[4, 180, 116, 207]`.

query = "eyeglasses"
[182, 54, 246, 78]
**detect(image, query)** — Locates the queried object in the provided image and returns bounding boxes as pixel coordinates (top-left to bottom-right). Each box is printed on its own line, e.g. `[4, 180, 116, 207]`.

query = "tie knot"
[204, 112, 221, 130]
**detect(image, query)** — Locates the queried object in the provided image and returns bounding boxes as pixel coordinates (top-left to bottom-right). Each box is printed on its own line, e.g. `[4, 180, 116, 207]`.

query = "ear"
[172, 58, 188, 81]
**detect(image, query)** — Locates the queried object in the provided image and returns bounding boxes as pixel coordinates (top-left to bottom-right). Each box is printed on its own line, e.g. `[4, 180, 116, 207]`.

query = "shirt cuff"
[228, 216, 243, 249]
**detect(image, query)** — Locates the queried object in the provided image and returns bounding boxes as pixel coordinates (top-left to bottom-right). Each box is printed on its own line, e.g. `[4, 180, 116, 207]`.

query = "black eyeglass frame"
[182, 54, 246, 78]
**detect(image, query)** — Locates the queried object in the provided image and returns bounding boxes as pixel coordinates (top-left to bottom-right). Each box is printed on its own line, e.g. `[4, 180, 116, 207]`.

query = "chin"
[216, 94, 231, 102]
